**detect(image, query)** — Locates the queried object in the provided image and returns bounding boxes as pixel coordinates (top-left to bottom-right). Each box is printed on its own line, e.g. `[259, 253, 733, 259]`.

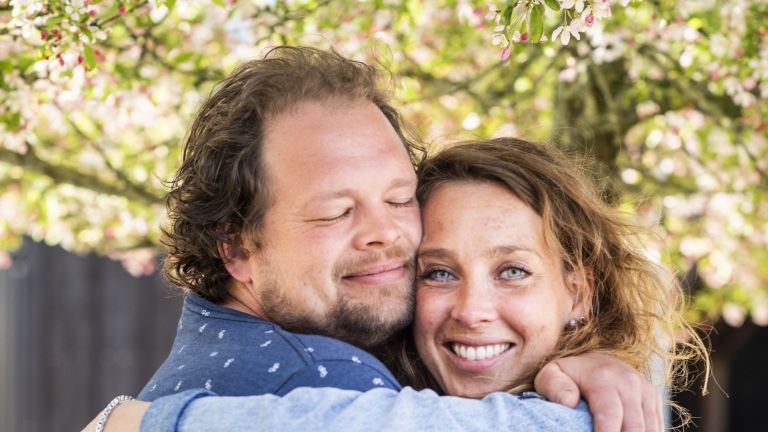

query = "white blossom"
[552, 21, 580, 45]
[592, 1, 612, 19]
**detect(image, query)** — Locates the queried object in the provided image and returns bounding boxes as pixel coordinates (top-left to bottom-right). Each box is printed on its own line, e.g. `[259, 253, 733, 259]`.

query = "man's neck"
[219, 285, 268, 319]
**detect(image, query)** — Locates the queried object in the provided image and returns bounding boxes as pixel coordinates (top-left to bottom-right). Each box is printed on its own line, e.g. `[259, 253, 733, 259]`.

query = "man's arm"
[534, 352, 664, 432]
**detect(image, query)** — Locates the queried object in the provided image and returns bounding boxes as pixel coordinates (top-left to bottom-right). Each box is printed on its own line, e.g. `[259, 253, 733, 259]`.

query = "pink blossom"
[501, 46, 511, 61]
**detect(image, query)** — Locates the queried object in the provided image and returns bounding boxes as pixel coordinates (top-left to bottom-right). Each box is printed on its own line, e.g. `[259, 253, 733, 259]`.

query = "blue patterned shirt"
[138, 293, 400, 400]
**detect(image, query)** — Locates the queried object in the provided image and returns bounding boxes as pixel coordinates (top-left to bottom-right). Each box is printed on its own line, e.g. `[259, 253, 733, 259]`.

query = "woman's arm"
[534, 352, 665, 432]
[82, 353, 660, 432]
[81, 401, 146, 432]
[140, 387, 591, 432]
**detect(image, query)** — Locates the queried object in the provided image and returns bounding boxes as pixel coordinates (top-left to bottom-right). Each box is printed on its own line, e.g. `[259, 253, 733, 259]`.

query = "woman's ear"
[567, 267, 594, 318]
[217, 235, 252, 284]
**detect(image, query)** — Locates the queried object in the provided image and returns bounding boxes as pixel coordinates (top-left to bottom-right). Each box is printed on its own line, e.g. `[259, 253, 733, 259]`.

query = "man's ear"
[217, 235, 252, 284]
[567, 267, 594, 318]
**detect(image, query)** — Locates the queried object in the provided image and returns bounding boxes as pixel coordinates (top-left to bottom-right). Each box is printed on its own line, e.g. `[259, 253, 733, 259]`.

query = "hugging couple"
[86, 46, 706, 432]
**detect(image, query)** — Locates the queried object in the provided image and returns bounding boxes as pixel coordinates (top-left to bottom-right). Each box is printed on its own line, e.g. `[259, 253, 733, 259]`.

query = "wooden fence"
[0, 239, 182, 432]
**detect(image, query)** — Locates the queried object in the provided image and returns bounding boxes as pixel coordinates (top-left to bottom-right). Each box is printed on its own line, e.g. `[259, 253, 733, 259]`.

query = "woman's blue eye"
[500, 266, 529, 280]
[421, 269, 453, 281]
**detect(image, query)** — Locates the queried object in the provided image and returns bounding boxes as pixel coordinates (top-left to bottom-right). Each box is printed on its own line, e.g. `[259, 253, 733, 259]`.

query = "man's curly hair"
[162, 46, 422, 302]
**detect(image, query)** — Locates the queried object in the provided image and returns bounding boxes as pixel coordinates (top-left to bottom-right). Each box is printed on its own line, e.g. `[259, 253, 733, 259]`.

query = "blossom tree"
[1, 0, 766, 327]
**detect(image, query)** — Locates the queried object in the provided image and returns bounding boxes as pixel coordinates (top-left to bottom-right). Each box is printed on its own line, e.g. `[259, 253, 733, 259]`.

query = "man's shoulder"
[183, 293, 269, 323]
[284, 332, 379, 363]
[138, 297, 310, 400]
[143, 295, 401, 397]
[176, 295, 367, 364]
[273, 332, 401, 394]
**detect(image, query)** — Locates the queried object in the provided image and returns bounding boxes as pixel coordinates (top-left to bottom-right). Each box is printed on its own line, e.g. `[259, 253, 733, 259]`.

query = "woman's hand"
[534, 352, 663, 432]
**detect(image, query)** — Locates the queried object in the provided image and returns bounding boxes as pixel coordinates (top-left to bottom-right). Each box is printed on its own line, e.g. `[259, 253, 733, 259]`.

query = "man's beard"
[259, 248, 416, 349]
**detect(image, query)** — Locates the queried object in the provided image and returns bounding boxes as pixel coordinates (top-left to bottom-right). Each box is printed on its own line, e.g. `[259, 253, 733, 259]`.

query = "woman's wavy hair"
[162, 46, 423, 302]
[384, 137, 708, 426]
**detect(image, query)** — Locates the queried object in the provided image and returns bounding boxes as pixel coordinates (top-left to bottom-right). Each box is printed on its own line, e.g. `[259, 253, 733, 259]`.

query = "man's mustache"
[334, 246, 416, 280]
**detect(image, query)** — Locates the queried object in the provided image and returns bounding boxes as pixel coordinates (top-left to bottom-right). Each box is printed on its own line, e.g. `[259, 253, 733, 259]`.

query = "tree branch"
[587, 62, 624, 149]
[62, 112, 166, 201]
[94, 0, 150, 27]
[638, 44, 742, 119]
[0, 146, 163, 206]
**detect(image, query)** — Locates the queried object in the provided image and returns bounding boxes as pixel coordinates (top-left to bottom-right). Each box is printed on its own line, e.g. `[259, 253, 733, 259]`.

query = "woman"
[387, 138, 706, 404]
[87, 138, 706, 431]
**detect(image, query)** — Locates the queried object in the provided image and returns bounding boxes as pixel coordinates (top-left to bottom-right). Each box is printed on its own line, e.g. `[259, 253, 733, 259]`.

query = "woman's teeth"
[451, 343, 511, 361]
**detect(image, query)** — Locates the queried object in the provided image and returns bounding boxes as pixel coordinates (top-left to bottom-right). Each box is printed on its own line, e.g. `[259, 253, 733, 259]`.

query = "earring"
[565, 317, 587, 331]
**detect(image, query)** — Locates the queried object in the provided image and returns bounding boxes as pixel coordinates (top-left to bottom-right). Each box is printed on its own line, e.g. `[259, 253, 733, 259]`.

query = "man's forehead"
[262, 97, 371, 134]
[262, 101, 410, 163]
[259, 100, 415, 201]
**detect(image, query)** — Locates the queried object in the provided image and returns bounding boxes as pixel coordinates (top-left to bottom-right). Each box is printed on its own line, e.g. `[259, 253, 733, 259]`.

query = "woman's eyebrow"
[417, 248, 455, 260]
[486, 245, 540, 259]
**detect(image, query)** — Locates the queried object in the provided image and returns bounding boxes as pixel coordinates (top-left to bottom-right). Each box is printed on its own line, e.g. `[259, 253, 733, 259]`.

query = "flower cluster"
[487, 0, 630, 57]
[8, 0, 110, 69]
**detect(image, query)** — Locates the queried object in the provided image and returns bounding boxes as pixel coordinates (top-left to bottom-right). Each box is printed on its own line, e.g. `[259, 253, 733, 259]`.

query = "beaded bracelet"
[95, 395, 135, 432]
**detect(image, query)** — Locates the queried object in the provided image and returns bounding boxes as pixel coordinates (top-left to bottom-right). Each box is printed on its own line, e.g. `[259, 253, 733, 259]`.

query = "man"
[100, 46, 661, 431]
[138, 46, 421, 399]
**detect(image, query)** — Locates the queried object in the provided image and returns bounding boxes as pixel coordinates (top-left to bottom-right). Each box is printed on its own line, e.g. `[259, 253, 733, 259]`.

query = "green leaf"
[212, 0, 225, 6]
[502, 5, 514, 25]
[530, 4, 544, 42]
[518, 16, 527, 36]
[3, 112, 22, 131]
[80, 26, 93, 41]
[543, 0, 561, 11]
[46, 15, 64, 26]
[83, 45, 97, 69]
[18, 55, 37, 73]
[170, 51, 195, 66]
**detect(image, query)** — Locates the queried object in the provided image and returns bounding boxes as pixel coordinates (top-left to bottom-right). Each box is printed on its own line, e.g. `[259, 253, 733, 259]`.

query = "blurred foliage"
[0, 0, 766, 327]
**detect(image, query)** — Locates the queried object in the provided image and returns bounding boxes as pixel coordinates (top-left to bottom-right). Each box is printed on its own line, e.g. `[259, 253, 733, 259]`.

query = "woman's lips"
[450, 342, 512, 361]
[443, 341, 514, 372]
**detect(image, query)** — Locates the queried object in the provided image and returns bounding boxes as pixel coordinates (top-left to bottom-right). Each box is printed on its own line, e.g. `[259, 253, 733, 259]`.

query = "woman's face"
[414, 181, 588, 397]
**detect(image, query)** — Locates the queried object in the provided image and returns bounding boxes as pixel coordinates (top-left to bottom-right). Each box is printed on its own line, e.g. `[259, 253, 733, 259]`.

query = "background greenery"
[1, 0, 766, 328]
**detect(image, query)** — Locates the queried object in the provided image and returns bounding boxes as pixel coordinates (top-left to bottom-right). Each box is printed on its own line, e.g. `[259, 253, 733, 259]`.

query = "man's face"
[235, 99, 421, 347]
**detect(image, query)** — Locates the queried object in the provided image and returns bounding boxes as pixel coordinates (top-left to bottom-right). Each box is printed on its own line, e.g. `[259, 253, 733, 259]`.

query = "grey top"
[141, 386, 592, 431]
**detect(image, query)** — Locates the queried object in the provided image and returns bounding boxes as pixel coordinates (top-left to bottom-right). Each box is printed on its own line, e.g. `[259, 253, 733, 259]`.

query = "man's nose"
[352, 205, 401, 250]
